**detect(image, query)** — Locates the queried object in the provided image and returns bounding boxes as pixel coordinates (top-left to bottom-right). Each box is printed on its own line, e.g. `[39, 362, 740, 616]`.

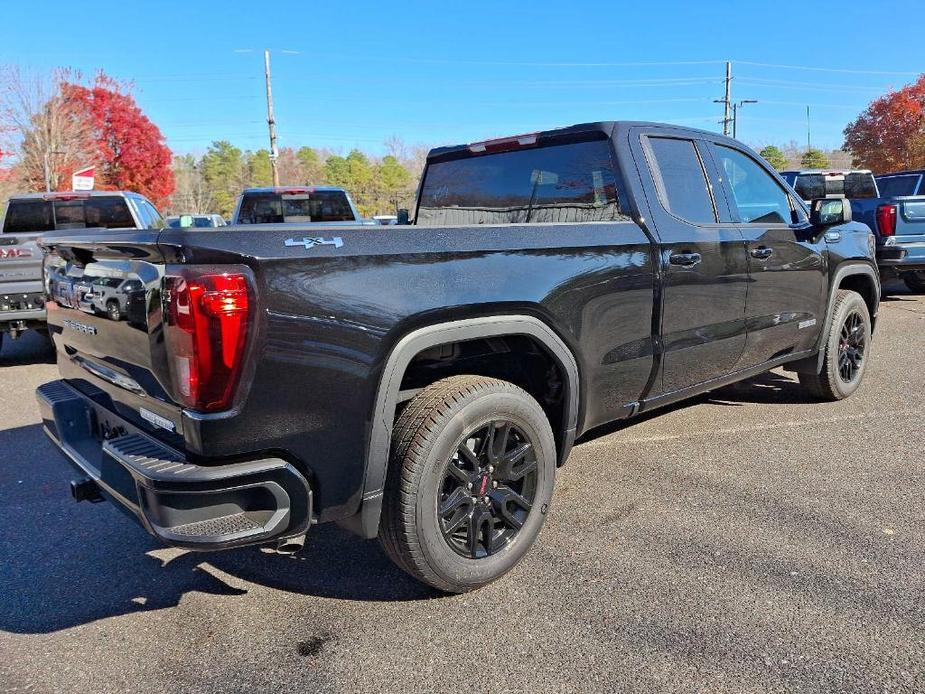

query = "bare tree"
[0, 65, 94, 191]
[167, 154, 214, 214]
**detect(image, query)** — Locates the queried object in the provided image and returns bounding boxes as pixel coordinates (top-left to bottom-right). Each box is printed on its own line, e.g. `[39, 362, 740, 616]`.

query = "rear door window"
[417, 139, 624, 225]
[646, 137, 716, 225]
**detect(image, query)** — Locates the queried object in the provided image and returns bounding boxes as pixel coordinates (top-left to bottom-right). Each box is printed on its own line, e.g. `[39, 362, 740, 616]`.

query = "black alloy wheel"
[438, 420, 538, 559]
[837, 310, 866, 383]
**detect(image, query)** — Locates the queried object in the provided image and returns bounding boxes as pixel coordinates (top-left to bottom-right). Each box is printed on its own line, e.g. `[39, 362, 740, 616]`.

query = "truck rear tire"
[379, 375, 556, 593]
[904, 271, 925, 294]
[798, 289, 871, 401]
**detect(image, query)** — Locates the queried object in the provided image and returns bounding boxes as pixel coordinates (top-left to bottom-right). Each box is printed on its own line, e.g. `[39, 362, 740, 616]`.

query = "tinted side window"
[715, 146, 793, 224]
[647, 137, 716, 224]
[3, 200, 54, 233]
[417, 139, 624, 225]
[876, 175, 919, 197]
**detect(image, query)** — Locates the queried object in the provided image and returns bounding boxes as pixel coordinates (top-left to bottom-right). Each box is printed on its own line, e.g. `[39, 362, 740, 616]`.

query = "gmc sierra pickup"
[36, 122, 879, 592]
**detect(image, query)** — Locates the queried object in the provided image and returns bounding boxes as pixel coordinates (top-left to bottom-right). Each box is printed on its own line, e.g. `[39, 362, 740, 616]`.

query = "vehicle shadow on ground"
[0, 330, 56, 366]
[577, 370, 816, 445]
[0, 424, 439, 634]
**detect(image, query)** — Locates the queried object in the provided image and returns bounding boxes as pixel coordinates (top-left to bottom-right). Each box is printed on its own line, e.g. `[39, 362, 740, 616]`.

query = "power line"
[735, 60, 920, 76]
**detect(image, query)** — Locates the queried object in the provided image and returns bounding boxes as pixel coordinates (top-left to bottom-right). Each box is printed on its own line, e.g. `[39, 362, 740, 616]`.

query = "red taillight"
[876, 204, 897, 236]
[163, 268, 251, 412]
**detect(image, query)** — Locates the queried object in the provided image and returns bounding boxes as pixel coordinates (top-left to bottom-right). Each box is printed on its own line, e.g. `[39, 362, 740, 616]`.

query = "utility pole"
[732, 99, 758, 139]
[264, 49, 280, 187]
[723, 61, 732, 136]
[806, 105, 812, 151]
[713, 61, 734, 136]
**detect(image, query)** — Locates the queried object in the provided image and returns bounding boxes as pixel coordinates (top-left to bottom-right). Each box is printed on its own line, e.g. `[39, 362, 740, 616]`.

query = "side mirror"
[810, 198, 851, 226]
[396, 208, 410, 225]
[179, 214, 194, 228]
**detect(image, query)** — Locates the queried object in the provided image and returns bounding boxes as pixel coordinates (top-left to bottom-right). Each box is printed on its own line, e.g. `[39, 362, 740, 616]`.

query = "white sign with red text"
[72, 166, 95, 191]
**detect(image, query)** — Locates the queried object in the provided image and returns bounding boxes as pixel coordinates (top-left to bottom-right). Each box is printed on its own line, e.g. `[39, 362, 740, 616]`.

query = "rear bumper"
[36, 380, 312, 550]
[878, 244, 925, 274]
[0, 307, 45, 325]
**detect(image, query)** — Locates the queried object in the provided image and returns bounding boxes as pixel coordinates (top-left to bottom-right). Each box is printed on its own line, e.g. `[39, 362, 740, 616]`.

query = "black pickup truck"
[37, 122, 879, 592]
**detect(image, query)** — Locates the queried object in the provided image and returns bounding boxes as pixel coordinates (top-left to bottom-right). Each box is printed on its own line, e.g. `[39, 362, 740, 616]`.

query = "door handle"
[668, 252, 702, 267]
[750, 246, 774, 260]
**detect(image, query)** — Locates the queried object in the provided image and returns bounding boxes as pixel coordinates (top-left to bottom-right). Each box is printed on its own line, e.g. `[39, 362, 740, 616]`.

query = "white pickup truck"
[0, 191, 162, 351]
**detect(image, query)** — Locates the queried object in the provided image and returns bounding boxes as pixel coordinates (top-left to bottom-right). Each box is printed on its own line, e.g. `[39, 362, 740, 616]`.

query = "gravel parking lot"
[1, 283, 923, 694]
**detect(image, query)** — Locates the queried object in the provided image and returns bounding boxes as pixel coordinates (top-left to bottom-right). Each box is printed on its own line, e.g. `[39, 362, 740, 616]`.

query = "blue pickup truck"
[865, 172, 925, 293]
[781, 169, 925, 292]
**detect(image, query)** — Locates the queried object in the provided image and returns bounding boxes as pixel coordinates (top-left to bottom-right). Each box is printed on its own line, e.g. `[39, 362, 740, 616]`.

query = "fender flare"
[342, 315, 580, 539]
[794, 262, 880, 374]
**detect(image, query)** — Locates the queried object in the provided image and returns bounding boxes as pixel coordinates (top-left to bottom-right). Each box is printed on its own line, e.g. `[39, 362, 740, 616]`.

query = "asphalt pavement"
[1, 283, 923, 693]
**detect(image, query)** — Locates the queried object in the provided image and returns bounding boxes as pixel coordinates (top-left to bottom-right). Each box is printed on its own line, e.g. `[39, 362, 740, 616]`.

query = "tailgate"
[897, 199, 925, 237]
[41, 231, 185, 440]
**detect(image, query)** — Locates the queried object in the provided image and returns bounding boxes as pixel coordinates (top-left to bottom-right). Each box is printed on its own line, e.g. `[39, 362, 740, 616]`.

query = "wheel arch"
[792, 261, 879, 375]
[341, 315, 580, 539]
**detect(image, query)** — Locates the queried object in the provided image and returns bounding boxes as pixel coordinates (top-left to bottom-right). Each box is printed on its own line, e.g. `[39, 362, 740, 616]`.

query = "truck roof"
[8, 190, 143, 201]
[876, 170, 925, 178]
[781, 170, 873, 176]
[426, 121, 742, 162]
[240, 186, 347, 194]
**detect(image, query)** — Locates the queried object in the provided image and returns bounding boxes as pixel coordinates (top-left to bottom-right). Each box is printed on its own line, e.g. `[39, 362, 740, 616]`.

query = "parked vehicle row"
[36, 121, 880, 593]
[780, 168, 925, 292]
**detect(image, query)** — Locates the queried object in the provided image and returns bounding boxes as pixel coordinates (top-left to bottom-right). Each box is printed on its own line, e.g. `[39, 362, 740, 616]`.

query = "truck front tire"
[798, 289, 871, 401]
[379, 375, 556, 593]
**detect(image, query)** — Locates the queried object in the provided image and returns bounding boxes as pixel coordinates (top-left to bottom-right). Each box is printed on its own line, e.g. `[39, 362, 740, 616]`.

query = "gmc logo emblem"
[0, 248, 32, 259]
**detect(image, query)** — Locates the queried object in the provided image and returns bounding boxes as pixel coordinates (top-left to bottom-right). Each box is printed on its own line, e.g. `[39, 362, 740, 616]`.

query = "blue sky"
[2, 0, 921, 156]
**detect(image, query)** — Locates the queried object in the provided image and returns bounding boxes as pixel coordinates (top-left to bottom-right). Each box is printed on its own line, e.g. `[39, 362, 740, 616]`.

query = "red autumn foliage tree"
[62, 73, 174, 206]
[843, 74, 925, 173]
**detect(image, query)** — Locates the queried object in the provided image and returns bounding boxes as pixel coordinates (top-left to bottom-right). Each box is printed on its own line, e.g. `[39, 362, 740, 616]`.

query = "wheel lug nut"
[492, 481, 498, 488]
[487, 465, 494, 473]
[466, 482, 473, 490]
[470, 496, 477, 503]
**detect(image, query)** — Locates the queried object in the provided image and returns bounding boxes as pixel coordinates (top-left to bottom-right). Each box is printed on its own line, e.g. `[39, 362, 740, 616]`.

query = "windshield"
[236, 191, 356, 224]
[2, 196, 135, 233]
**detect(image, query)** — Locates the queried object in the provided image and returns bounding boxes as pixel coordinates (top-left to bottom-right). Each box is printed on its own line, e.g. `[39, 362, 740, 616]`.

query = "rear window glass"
[417, 139, 625, 225]
[3, 200, 54, 233]
[842, 173, 877, 198]
[876, 175, 920, 197]
[795, 173, 877, 200]
[236, 191, 355, 224]
[2, 196, 135, 233]
[793, 175, 825, 200]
